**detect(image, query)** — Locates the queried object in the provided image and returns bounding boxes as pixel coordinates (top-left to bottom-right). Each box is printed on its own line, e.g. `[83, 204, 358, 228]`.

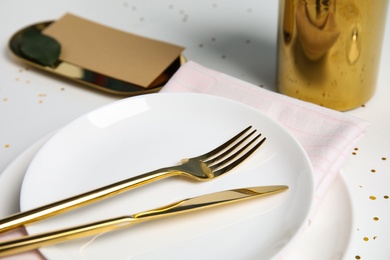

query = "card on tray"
[43, 13, 185, 88]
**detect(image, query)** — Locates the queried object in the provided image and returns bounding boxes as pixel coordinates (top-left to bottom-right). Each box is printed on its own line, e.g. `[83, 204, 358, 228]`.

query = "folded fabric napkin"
[0, 61, 369, 259]
[161, 60, 370, 221]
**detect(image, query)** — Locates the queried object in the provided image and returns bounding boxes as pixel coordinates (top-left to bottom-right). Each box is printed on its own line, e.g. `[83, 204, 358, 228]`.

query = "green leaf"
[19, 29, 61, 67]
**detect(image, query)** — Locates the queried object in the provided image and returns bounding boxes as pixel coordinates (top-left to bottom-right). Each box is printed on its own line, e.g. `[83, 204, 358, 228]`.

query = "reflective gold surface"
[9, 21, 186, 96]
[0, 185, 288, 257]
[0, 126, 265, 234]
[277, 0, 389, 110]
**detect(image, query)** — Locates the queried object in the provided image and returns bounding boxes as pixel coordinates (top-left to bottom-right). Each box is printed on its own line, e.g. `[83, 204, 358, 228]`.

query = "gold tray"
[9, 21, 185, 96]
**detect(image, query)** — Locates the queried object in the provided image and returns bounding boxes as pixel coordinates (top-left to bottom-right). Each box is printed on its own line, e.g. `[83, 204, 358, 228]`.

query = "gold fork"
[0, 126, 265, 233]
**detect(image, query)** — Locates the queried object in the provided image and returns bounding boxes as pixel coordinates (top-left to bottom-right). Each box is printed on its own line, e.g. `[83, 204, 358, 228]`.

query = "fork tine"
[204, 129, 256, 165]
[209, 132, 263, 169]
[211, 135, 266, 176]
[201, 126, 253, 158]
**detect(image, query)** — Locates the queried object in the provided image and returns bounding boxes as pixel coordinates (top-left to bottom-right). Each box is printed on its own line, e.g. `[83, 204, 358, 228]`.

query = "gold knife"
[0, 185, 288, 257]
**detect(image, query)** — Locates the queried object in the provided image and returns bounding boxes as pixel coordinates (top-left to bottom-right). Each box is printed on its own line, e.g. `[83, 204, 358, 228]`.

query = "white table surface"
[0, 1, 389, 259]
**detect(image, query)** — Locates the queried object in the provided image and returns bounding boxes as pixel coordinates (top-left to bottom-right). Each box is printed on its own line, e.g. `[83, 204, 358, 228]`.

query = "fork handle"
[0, 167, 179, 234]
[0, 216, 136, 257]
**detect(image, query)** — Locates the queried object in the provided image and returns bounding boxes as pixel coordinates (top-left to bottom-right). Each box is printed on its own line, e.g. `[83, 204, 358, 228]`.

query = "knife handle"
[0, 216, 135, 257]
[0, 167, 178, 234]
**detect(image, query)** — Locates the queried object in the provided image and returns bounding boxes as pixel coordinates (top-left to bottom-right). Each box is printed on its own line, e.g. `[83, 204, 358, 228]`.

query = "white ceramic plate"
[20, 93, 314, 259]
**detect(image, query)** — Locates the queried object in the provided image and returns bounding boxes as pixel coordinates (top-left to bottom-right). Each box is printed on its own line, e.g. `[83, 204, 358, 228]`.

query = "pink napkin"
[161, 60, 370, 220]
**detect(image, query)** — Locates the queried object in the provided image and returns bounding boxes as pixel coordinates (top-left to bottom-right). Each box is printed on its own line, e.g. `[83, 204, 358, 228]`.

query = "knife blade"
[0, 185, 288, 257]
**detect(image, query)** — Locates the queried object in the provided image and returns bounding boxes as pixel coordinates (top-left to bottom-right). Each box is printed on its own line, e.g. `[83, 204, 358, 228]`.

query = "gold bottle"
[277, 0, 388, 110]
